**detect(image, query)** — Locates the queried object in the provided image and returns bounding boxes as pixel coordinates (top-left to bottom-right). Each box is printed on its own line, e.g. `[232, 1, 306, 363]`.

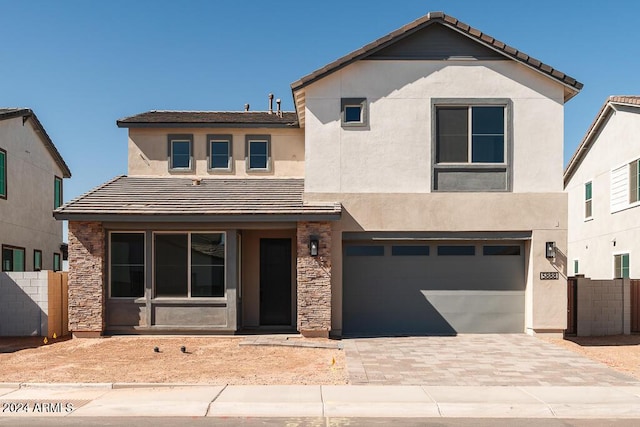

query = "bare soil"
[543, 335, 640, 380]
[0, 336, 347, 385]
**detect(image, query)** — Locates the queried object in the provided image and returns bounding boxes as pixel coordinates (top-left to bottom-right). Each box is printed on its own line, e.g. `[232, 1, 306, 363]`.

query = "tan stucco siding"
[0, 117, 65, 270]
[128, 127, 304, 177]
[303, 60, 565, 194]
[567, 108, 640, 279]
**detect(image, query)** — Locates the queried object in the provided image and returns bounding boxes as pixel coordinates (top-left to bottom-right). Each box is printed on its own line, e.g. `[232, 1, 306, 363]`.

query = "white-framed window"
[630, 158, 639, 204]
[436, 105, 506, 164]
[109, 232, 145, 298]
[168, 134, 193, 171]
[245, 135, 270, 171]
[614, 253, 629, 279]
[610, 158, 640, 213]
[341, 98, 367, 127]
[208, 134, 232, 171]
[585, 181, 593, 219]
[154, 232, 226, 298]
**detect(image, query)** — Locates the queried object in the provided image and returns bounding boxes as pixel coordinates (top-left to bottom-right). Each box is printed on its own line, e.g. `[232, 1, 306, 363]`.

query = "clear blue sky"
[1, 0, 639, 204]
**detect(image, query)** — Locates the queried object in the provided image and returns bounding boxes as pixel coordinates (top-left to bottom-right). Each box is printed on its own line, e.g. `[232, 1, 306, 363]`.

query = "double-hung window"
[433, 100, 510, 192]
[2, 245, 25, 272]
[208, 134, 232, 172]
[246, 135, 271, 171]
[0, 147, 6, 199]
[585, 181, 593, 219]
[168, 134, 193, 171]
[614, 253, 629, 279]
[54, 176, 63, 209]
[110, 233, 145, 298]
[155, 232, 225, 298]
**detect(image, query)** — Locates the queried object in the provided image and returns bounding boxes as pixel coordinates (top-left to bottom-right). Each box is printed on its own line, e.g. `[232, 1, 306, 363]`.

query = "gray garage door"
[343, 241, 525, 336]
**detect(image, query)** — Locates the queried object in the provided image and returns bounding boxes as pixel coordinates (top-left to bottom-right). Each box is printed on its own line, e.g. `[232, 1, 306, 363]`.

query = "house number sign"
[540, 272, 559, 280]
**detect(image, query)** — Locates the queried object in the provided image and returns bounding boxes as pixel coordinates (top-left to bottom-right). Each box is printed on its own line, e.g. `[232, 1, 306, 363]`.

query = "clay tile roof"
[290, 11, 583, 97]
[54, 176, 341, 220]
[0, 108, 71, 178]
[564, 96, 640, 185]
[117, 111, 299, 128]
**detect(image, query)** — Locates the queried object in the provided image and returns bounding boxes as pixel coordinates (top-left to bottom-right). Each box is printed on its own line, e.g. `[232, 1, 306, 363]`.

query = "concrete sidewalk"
[2, 383, 640, 419]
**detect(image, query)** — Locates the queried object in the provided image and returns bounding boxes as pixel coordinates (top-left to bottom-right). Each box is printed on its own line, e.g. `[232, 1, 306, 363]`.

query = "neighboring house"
[0, 108, 71, 272]
[54, 12, 582, 338]
[565, 96, 640, 280]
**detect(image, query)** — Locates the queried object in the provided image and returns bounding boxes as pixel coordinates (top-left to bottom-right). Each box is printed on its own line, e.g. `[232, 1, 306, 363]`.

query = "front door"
[259, 238, 292, 326]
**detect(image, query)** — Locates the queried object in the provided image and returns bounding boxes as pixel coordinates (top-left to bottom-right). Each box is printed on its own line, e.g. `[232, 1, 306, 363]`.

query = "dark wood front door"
[259, 238, 292, 326]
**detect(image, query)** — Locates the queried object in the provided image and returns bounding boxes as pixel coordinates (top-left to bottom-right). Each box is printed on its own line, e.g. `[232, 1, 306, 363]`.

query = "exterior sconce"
[545, 241, 556, 259]
[309, 238, 319, 257]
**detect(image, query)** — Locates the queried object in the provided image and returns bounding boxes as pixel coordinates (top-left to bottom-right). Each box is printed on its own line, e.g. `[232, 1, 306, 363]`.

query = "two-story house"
[55, 12, 581, 338]
[1, 108, 71, 272]
[565, 96, 640, 280]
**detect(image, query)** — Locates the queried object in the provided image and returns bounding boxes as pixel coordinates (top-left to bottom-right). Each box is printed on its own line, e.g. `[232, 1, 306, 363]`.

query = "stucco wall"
[128, 127, 304, 178]
[303, 60, 565, 194]
[567, 107, 640, 279]
[0, 117, 65, 270]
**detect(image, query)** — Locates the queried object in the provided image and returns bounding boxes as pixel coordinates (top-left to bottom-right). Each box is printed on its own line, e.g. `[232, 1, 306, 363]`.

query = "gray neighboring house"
[55, 11, 582, 338]
[0, 108, 71, 272]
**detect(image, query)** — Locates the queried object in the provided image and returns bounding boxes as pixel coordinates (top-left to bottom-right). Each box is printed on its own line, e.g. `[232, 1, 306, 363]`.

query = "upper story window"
[54, 176, 63, 209]
[341, 98, 368, 128]
[630, 158, 639, 204]
[614, 253, 629, 279]
[208, 134, 232, 172]
[2, 245, 25, 272]
[0, 147, 6, 199]
[585, 181, 593, 219]
[168, 134, 193, 171]
[34, 249, 42, 271]
[610, 159, 640, 213]
[436, 106, 505, 164]
[246, 135, 271, 171]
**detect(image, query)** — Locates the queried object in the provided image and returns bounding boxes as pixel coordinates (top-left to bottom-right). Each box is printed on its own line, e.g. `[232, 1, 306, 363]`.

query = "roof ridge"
[55, 175, 125, 211]
[146, 110, 297, 113]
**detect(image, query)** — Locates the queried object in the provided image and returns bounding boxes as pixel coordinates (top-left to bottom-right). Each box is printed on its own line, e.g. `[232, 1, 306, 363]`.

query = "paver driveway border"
[342, 334, 640, 386]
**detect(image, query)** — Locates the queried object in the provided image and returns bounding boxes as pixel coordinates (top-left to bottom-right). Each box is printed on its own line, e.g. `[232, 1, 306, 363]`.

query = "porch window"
[155, 232, 225, 298]
[110, 232, 145, 298]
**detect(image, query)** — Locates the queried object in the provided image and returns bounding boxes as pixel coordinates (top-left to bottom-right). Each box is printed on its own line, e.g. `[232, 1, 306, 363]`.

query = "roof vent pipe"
[268, 93, 274, 114]
[244, 103, 250, 112]
[276, 99, 282, 117]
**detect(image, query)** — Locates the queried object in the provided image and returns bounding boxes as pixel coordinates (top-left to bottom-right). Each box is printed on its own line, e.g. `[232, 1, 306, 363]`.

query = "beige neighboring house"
[0, 108, 71, 272]
[565, 96, 640, 280]
[55, 12, 582, 338]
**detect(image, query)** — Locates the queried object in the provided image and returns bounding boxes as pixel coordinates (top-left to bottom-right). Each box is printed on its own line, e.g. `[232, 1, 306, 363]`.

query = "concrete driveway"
[343, 334, 640, 386]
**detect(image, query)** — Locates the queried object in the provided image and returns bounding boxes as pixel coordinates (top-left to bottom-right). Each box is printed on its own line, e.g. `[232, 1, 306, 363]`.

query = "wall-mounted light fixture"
[309, 237, 319, 257]
[545, 241, 556, 259]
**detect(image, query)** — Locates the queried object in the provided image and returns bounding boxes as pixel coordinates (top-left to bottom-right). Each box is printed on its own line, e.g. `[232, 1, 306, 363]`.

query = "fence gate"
[566, 278, 577, 335]
[632, 279, 640, 333]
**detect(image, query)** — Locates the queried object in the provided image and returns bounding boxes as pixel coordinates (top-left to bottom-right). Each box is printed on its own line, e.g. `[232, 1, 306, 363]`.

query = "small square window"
[168, 135, 193, 171]
[208, 135, 232, 171]
[246, 135, 271, 171]
[341, 98, 367, 127]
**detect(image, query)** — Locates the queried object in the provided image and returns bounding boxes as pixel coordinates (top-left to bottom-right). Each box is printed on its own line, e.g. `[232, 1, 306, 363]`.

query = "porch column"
[296, 221, 332, 338]
[68, 221, 105, 338]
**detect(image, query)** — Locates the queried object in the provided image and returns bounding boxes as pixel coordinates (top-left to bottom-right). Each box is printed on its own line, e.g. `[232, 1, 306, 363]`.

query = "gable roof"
[291, 11, 582, 123]
[117, 111, 299, 128]
[564, 96, 640, 186]
[53, 176, 341, 222]
[0, 108, 71, 178]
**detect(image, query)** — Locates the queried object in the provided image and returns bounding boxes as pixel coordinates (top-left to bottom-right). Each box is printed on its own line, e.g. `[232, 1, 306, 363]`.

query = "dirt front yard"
[543, 335, 640, 380]
[0, 336, 347, 385]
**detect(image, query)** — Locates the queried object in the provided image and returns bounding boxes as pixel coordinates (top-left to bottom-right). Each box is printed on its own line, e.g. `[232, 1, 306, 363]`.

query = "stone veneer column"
[296, 221, 332, 338]
[68, 221, 105, 338]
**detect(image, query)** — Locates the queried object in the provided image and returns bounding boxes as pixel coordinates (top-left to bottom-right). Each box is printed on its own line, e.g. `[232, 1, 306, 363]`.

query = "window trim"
[614, 253, 630, 279]
[34, 249, 42, 271]
[630, 158, 639, 204]
[207, 134, 233, 173]
[245, 135, 271, 172]
[54, 176, 63, 209]
[341, 98, 368, 128]
[431, 98, 513, 192]
[0, 147, 6, 199]
[167, 134, 194, 172]
[2, 244, 26, 272]
[53, 252, 61, 272]
[108, 231, 146, 299]
[585, 181, 593, 220]
[152, 231, 227, 299]
[573, 259, 579, 275]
